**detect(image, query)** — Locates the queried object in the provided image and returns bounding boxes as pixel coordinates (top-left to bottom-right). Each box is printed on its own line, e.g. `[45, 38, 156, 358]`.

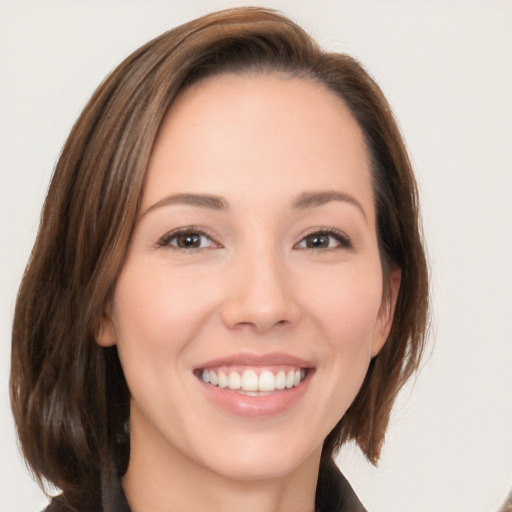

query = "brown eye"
[295, 230, 351, 250]
[175, 233, 202, 248]
[304, 233, 331, 248]
[158, 229, 218, 250]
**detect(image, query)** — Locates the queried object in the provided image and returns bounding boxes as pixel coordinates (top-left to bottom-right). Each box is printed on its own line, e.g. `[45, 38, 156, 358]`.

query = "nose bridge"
[222, 238, 300, 332]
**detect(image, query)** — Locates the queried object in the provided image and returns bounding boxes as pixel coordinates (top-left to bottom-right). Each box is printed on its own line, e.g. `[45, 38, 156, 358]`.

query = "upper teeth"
[201, 368, 305, 392]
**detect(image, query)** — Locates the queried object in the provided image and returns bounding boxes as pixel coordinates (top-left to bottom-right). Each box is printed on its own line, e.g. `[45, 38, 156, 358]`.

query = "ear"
[371, 267, 401, 357]
[95, 302, 117, 347]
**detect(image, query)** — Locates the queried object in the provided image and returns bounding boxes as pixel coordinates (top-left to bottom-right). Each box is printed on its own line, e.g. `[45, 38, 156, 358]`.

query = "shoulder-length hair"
[11, 6, 429, 505]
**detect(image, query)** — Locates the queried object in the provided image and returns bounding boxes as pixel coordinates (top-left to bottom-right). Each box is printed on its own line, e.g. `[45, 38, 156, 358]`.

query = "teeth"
[241, 370, 258, 391]
[228, 371, 242, 390]
[201, 367, 306, 392]
[285, 371, 294, 389]
[258, 371, 275, 391]
[218, 371, 228, 389]
[275, 371, 286, 389]
[209, 370, 218, 386]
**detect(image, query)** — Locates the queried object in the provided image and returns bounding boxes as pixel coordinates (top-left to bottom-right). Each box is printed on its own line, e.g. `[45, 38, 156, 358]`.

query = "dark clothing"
[44, 457, 367, 512]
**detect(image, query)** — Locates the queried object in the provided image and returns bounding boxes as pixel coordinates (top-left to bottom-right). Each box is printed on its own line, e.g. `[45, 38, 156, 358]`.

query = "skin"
[97, 73, 400, 512]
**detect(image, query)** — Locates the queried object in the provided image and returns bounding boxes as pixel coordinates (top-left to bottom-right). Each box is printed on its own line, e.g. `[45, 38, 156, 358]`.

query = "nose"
[221, 247, 302, 333]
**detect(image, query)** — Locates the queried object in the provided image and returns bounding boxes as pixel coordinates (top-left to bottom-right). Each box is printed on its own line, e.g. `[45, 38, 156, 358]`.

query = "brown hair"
[10, 6, 429, 505]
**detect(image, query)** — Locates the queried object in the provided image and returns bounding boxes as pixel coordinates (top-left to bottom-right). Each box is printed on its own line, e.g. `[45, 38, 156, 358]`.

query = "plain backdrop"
[1, 1, 511, 511]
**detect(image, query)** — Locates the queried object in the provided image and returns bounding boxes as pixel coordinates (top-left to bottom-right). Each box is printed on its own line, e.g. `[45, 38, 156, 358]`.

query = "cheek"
[285, 263, 385, 440]
[308, 263, 383, 345]
[305, 262, 383, 399]
[110, 262, 222, 383]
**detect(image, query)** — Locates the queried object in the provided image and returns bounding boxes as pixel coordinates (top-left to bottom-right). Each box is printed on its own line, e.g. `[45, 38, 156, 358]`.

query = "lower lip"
[198, 372, 313, 417]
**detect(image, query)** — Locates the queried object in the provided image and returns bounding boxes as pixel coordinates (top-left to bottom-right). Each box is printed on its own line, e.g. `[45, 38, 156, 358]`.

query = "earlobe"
[96, 304, 117, 347]
[371, 267, 401, 357]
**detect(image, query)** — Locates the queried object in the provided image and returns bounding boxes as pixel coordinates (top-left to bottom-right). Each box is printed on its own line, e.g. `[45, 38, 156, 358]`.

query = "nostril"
[220, 276, 302, 332]
[232, 321, 258, 332]
[231, 318, 292, 333]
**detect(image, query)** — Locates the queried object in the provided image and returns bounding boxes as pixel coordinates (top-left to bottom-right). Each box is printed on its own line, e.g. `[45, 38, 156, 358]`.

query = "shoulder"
[316, 457, 368, 512]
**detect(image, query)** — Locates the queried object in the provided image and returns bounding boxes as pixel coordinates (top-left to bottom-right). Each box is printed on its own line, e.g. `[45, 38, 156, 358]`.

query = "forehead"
[143, 72, 372, 211]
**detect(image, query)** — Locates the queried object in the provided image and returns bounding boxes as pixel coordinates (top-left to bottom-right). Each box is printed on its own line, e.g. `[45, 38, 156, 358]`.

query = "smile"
[198, 367, 307, 395]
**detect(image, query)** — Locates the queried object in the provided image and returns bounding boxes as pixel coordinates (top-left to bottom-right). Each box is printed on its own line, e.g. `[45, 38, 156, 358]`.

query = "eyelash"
[157, 226, 352, 252]
[294, 228, 352, 251]
[156, 227, 219, 250]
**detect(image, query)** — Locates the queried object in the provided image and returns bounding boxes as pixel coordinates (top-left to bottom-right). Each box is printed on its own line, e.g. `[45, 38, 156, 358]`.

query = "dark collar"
[315, 457, 367, 512]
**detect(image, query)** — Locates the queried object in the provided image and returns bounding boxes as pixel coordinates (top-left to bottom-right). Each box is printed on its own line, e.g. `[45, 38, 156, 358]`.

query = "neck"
[122, 413, 320, 512]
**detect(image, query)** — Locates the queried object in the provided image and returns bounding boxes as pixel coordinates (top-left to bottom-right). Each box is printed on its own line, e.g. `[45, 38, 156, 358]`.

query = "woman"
[10, 7, 429, 512]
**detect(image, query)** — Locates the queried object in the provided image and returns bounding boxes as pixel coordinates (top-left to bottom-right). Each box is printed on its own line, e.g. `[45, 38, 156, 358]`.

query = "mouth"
[194, 366, 309, 396]
[193, 353, 315, 416]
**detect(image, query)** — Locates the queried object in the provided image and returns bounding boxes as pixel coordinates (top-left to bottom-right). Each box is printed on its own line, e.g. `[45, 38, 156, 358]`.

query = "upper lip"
[194, 352, 314, 370]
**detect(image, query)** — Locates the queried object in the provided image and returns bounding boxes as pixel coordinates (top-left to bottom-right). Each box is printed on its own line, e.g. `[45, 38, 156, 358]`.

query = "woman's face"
[98, 73, 398, 483]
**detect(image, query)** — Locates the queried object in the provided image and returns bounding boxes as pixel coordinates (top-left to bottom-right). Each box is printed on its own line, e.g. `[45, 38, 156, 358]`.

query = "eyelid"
[294, 227, 353, 250]
[156, 226, 221, 250]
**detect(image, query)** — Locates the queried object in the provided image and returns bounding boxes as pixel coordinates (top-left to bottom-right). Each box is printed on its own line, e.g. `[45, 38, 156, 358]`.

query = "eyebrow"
[293, 190, 367, 221]
[141, 193, 228, 217]
[141, 190, 367, 221]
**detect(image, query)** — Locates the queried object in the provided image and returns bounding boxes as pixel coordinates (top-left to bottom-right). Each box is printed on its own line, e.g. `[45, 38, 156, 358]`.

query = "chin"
[194, 432, 321, 482]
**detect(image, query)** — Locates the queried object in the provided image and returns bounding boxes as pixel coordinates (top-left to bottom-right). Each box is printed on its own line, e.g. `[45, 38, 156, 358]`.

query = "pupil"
[307, 234, 329, 248]
[178, 233, 200, 248]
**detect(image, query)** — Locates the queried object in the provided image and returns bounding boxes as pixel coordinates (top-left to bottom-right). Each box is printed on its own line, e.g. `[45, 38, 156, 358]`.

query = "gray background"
[1, 1, 511, 511]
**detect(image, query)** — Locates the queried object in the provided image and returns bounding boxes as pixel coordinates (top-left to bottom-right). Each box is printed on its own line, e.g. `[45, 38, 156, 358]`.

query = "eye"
[157, 228, 219, 250]
[295, 229, 352, 250]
